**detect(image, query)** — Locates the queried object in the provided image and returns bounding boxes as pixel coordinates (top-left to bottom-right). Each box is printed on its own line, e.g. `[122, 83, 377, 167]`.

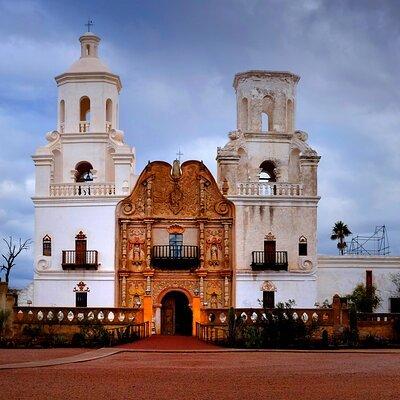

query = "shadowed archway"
[161, 291, 192, 336]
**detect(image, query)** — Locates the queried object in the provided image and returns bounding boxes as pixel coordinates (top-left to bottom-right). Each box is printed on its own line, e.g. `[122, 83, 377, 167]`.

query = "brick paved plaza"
[1, 343, 400, 400]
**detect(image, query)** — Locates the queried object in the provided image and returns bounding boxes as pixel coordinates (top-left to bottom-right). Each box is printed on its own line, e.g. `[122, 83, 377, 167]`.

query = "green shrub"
[347, 284, 381, 313]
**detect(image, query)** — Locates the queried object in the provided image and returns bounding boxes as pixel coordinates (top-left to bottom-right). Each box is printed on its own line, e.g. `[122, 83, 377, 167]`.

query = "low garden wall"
[357, 313, 400, 342]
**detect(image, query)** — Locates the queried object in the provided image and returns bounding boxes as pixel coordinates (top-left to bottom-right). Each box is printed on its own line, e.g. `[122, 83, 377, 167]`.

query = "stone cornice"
[55, 71, 122, 92]
[32, 196, 124, 206]
[60, 132, 109, 143]
[235, 270, 317, 281]
[227, 196, 320, 207]
[34, 270, 115, 279]
[112, 153, 135, 163]
[31, 154, 53, 165]
[243, 132, 292, 143]
[233, 70, 300, 89]
[318, 255, 400, 267]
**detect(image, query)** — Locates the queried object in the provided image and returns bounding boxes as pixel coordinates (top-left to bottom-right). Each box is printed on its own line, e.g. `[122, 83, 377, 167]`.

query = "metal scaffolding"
[346, 225, 390, 255]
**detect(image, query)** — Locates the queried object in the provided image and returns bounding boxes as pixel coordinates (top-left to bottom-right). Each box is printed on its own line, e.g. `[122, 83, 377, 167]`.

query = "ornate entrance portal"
[161, 291, 192, 335]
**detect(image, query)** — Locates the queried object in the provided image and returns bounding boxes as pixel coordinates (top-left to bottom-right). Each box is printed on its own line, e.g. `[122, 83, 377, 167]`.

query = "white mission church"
[23, 30, 399, 321]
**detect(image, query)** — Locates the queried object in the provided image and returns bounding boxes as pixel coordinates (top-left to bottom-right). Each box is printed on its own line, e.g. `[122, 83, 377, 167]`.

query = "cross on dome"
[85, 18, 94, 32]
[176, 148, 183, 162]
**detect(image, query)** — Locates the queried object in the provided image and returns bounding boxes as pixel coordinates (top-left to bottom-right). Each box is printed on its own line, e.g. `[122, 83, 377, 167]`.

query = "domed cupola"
[66, 32, 112, 74]
[54, 30, 121, 134]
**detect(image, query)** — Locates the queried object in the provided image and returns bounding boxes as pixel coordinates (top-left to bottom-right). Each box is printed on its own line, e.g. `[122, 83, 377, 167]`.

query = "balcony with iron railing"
[151, 245, 199, 270]
[237, 182, 303, 197]
[50, 182, 116, 197]
[251, 251, 288, 271]
[62, 250, 99, 270]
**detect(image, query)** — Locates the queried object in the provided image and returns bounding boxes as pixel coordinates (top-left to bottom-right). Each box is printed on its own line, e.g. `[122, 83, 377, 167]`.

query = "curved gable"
[117, 160, 234, 220]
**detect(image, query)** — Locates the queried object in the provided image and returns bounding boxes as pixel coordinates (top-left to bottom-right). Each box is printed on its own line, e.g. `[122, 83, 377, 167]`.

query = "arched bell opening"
[75, 161, 94, 183]
[259, 160, 276, 182]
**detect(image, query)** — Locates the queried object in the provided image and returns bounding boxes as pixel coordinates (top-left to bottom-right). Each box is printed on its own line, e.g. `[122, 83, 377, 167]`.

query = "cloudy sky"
[0, 0, 399, 288]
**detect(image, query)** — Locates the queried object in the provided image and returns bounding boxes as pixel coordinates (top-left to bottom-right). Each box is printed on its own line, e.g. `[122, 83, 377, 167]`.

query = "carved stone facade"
[116, 160, 234, 333]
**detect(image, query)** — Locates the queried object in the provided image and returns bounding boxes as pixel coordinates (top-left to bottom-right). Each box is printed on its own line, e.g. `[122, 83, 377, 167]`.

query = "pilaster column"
[145, 221, 153, 269]
[121, 222, 127, 270]
[199, 222, 205, 269]
[223, 222, 230, 269]
[224, 276, 230, 307]
[121, 275, 127, 307]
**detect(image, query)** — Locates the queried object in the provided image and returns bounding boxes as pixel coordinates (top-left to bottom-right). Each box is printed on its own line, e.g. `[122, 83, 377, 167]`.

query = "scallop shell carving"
[301, 312, 309, 323]
[107, 311, 115, 322]
[57, 311, 64, 322]
[77, 313, 85, 322]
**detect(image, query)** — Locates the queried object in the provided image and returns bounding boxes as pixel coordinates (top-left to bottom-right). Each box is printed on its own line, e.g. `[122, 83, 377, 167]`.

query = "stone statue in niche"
[127, 281, 145, 308]
[205, 280, 222, 308]
[128, 228, 145, 269]
[210, 292, 218, 308]
[206, 229, 223, 267]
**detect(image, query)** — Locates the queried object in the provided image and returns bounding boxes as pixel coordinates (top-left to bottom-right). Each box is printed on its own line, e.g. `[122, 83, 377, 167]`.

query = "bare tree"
[1, 237, 33, 284]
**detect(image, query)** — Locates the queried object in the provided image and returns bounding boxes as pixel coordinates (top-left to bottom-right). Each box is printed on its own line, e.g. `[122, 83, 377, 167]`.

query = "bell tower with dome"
[31, 30, 135, 307]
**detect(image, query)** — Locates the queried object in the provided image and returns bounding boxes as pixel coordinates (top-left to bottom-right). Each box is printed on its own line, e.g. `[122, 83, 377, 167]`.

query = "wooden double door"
[161, 291, 192, 335]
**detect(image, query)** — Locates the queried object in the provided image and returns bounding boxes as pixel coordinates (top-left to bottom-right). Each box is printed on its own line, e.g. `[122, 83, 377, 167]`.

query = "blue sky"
[0, 0, 399, 288]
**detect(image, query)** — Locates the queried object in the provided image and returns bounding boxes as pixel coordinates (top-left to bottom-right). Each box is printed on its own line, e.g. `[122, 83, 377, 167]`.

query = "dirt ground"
[0, 348, 86, 364]
[1, 351, 399, 400]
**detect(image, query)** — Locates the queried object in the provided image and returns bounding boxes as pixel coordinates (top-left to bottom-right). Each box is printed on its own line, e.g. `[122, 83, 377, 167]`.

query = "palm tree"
[330, 221, 352, 255]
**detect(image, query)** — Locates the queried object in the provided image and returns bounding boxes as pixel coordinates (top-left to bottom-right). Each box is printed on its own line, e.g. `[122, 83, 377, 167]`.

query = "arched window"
[299, 236, 307, 256]
[52, 149, 62, 183]
[287, 99, 294, 132]
[75, 161, 94, 182]
[288, 148, 300, 183]
[79, 97, 90, 132]
[261, 112, 269, 132]
[80, 97, 90, 121]
[86, 44, 90, 56]
[241, 97, 248, 131]
[259, 161, 276, 182]
[59, 100, 65, 131]
[43, 235, 51, 256]
[261, 95, 274, 132]
[106, 99, 112, 131]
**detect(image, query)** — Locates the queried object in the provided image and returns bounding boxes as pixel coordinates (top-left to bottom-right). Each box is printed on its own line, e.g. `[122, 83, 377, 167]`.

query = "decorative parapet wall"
[201, 307, 337, 327]
[12, 306, 144, 338]
[14, 306, 143, 325]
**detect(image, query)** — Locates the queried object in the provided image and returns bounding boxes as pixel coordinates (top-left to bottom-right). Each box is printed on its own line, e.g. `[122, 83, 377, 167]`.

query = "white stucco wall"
[317, 255, 400, 312]
[33, 200, 119, 272]
[235, 271, 317, 308]
[231, 199, 318, 272]
[32, 199, 121, 307]
[34, 275, 114, 307]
